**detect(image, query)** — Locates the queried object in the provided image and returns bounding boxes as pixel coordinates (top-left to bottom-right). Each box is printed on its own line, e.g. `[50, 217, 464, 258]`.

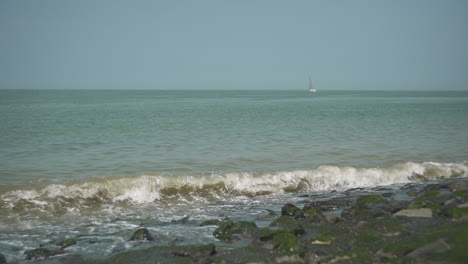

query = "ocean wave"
[0, 161, 466, 216]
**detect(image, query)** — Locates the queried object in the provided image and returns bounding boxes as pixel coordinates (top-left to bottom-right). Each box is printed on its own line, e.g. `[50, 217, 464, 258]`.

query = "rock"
[281, 203, 302, 218]
[130, 228, 154, 241]
[56, 238, 77, 249]
[270, 215, 301, 228]
[275, 253, 303, 263]
[171, 243, 216, 258]
[324, 215, 340, 224]
[269, 232, 300, 252]
[0, 253, 6, 264]
[25, 248, 57, 261]
[171, 216, 190, 224]
[213, 220, 258, 241]
[200, 219, 221, 226]
[407, 239, 451, 258]
[449, 182, 468, 192]
[302, 204, 321, 217]
[356, 194, 386, 206]
[306, 253, 320, 264]
[441, 207, 468, 219]
[393, 208, 433, 218]
[260, 227, 305, 242]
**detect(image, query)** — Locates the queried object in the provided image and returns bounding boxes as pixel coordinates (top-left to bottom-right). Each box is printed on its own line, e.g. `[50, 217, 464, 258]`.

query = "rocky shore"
[4, 177, 468, 264]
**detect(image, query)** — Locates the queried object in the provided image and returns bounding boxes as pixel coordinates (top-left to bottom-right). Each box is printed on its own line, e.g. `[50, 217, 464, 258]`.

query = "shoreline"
[11, 176, 468, 264]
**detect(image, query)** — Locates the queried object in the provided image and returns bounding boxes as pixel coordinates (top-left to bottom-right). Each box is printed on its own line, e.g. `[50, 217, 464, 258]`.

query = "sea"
[1, 89, 467, 262]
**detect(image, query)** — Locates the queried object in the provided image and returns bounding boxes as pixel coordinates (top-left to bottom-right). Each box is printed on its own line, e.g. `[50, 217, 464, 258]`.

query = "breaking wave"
[1, 161, 467, 217]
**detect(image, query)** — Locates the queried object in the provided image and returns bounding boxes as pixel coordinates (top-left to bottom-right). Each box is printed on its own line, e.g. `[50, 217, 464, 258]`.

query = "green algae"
[356, 194, 386, 206]
[270, 232, 300, 252]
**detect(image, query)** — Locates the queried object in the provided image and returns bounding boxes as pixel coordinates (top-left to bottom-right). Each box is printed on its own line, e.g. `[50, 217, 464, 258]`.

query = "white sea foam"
[0, 162, 466, 216]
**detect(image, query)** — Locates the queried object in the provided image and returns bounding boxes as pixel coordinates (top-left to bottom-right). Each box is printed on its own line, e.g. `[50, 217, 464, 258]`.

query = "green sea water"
[1, 90, 467, 185]
[0, 89, 468, 262]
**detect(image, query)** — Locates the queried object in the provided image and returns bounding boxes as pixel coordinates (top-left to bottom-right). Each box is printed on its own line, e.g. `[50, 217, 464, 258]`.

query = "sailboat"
[308, 78, 317, 92]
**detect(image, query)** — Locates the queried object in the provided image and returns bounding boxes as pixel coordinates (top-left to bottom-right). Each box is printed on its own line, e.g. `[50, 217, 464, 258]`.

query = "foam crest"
[0, 161, 466, 217]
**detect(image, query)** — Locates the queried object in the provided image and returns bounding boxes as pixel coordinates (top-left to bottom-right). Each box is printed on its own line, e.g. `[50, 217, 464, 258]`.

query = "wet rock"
[269, 232, 300, 252]
[56, 238, 76, 249]
[302, 203, 321, 217]
[281, 203, 302, 218]
[171, 215, 190, 224]
[171, 243, 216, 258]
[393, 208, 433, 218]
[259, 227, 304, 242]
[213, 220, 258, 241]
[24, 248, 60, 261]
[213, 220, 237, 241]
[130, 228, 154, 241]
[200, 219, 221, 226]
[356, 194, 386, 206]
[0, 253, 6, 264]
[270, 215, 301, 228]
[449, 182, 468, 192]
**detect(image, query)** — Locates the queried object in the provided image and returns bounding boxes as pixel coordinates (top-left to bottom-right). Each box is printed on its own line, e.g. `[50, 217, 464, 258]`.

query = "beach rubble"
[14, 177, 468, 264]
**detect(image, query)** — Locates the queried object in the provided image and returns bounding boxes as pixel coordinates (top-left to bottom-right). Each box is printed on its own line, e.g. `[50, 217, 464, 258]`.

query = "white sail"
[308, 78, 317, 92]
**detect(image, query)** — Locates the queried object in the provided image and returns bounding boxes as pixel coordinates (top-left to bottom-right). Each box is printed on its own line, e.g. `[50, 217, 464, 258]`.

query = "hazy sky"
[1, 0, 467, 90]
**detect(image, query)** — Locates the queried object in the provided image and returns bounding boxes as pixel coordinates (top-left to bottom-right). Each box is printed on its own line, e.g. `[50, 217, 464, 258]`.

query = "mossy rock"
[407, 203, 441, 212]
[441, 207, 468, 219]
[25, 248, 54, 261]
[213, 220, 235, 236]
[213, 220, 257, 240]
[281, 203, 302, 218]
[270, 232, 300, 252]
[342, 207, 386, 221]
[0, 254, 6, 264]
[356, 194, 386, 206]
[302, 204, 322, 218]
[200, 219, 221, 226]
[57, 238, 77, 249]
[130, 228, 154, 241]
[259, 227, 305, 241]
[454, 189, 468, 199]
[414, 190, 441, 202]
[270, 215, 301, 228]
[171, 243, 216, 258]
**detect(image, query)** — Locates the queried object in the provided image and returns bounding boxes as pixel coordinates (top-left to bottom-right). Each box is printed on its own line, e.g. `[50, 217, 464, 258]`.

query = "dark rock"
[171, 216, 190, 224]
[25, 248, 60, 261]
[0, 253, 6, 264]
[281, 203, 303, 218]
[56, 238, 76, 249]
[171, 243, 216, 258]
[449, 182, 468, 192]
[130, 228, 154, 241]
[356, 194, 386, 206]
[259, 227, 304, 242]
[213, 220, 258, 241]
[199, 219, 221, 226]
[270, 215, 301, 228]
[269, 232, 300, 252]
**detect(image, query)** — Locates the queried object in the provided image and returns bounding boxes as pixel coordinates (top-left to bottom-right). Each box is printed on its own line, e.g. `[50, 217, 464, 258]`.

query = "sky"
[0, 0, 467, 90]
